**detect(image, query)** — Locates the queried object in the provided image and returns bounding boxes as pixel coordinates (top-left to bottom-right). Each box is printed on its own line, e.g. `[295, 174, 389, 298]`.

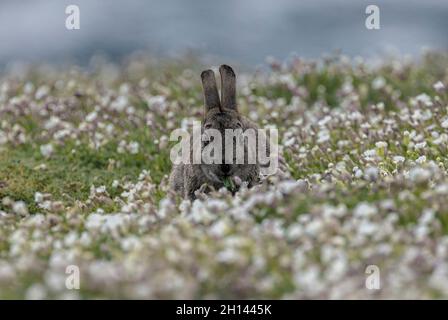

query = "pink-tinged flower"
[433, 81, 445, 92]
[40, 143, 54, 158]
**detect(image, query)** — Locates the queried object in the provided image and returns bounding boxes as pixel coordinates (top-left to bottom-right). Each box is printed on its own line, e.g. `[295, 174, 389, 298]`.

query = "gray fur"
[169, 65, 261, 200]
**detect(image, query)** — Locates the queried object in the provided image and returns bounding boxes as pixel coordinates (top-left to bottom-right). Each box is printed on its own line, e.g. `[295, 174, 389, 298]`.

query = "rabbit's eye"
[236, 122, 243, 128]
[204, 123, 212, 129]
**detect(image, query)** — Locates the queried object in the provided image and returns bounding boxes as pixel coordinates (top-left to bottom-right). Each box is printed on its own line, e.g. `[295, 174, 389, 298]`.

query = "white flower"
[354, 202, 377, 218]
[23, 82, 35, 94]
[86, 111, 98, 122]
[25, 284, 47, 300]
[305, 219, 323, 236]
[375, 141, 388, 149]
[441, 118, 448, 128]
[318, 115, 332, 127]
[0, 130, 7, 145]
[40, 143, 54, 158]
[364, 166, 379, 181]
[44, 271, 67, 291]
[393, 155, 405, 164]
[79, 232, 92, 246]
[416, 155, 427, 164]
[358, 220, 378, 236]
[435, 183, 448, 195]
[322, 204, 347, 218]
[434, 133, 448, 145]
[110, 95, 128, 112]
[0, 262, 15, 282]
[414, 93, 433, 107]
[428, 263, 448, 294]
[44, 116, 61, 130]
[414, 141, 427, 150]
[85, 213, 104, 231]
[128, 141, 139, 154]
[419, 209, 435, 225]
[207, 199, 228, 211]
[372, 76, 386, 90]
[354, 168, 363, 178]
[287, 224, 304, 240]
[278, 74, 295, 87]
[35, 85, 49, 100]
[433, 81, 445, 92]
[158, 198, 173, 219]
[102, 214, 130, 235]
[147, 95, 167, 110]
[121, 236, 142, 251]
[409, 167, 431, 183]
[363, 149, 377, 160]
[64, 232, 78, 246]
[284, 137, 295, 147]
[217, 248, 240, 263]
[278, 180, 301, 193]
[95, 185, 107, 194]
[294, 266, 322, 291]
[12, 201, 29, 216]
[317, 130, 330, 144]
[325, 256, 348, 281]
[209, 220, 229, 237]
[190, 200, 214, 223]
[414, 225, 429, 241]
[117, 140, 127, 153]
[34, 192, 44, 203]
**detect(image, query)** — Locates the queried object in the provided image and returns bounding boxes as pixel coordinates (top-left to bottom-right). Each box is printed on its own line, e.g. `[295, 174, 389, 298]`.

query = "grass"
[0, 128, 171, 214]
[1, 52, 448, 299]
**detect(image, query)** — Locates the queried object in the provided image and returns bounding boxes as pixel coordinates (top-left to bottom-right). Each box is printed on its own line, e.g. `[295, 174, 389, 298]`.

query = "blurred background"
[0, 0, 447, 67]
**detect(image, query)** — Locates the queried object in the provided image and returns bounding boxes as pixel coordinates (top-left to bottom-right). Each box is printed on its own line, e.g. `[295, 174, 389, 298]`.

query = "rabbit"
[169, 64, 279, 200]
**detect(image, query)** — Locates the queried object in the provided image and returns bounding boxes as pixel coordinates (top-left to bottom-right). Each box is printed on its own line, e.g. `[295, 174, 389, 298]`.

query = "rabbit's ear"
[219, 64, 237, 111]
[201, 69, 222, 112]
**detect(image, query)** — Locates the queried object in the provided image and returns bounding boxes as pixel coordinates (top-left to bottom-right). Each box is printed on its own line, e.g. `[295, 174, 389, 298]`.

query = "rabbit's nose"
[221, 164, 231, 175]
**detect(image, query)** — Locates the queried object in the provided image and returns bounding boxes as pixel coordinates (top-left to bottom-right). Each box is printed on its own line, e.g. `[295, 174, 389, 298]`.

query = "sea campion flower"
[393, 155, 405, 164]
[12, 201, 29, 216]
[1, 53, 448, 299]
[413, 93, 433, 107]
[40, 143, 54, 158]
[433, 81, 445, 92]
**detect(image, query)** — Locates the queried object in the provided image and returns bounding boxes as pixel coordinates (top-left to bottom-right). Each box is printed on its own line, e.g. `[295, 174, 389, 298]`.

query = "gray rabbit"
[169, 65, 274, 199]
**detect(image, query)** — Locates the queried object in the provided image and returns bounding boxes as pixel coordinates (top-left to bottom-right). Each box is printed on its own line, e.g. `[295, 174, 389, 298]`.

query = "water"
[0, 0, 447, 66]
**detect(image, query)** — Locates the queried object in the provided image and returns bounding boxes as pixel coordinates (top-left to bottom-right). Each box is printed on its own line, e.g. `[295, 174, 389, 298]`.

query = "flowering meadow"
[1, 52, 448, 299]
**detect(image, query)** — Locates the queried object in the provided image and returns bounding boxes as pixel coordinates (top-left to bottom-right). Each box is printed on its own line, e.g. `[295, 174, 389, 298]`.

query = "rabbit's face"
[201, 108, 246, 181]
[199, 65, 258, 186]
